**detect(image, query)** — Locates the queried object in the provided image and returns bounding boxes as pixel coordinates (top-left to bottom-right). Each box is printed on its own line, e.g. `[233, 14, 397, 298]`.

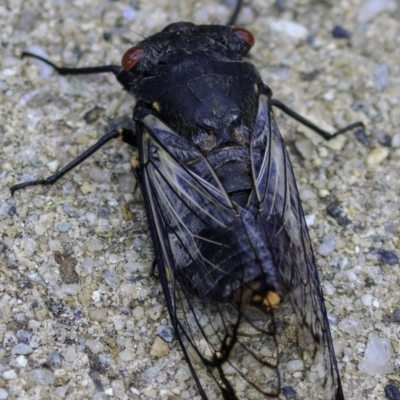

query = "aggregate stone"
[2, 1, 400, 399]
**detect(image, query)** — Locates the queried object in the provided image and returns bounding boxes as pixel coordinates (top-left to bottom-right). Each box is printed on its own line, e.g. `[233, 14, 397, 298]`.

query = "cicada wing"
[139, 112, 283, 399]
[249, 93, 344, 399]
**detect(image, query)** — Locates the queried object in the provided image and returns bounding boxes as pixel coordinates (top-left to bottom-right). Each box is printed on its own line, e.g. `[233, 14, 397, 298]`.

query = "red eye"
[232, 27, 255, 48]
[121, 46, 144, 71]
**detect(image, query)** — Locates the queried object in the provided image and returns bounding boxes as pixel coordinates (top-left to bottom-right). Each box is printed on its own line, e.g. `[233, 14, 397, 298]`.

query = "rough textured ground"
[1, 0, 399, 399]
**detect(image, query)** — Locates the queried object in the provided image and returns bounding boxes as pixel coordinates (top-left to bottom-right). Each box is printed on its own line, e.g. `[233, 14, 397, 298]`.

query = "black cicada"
[12, 1, 364, 399]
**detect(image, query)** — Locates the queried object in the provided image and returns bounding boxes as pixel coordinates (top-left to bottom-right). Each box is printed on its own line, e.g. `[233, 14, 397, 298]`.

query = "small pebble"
[142, 359, 169, 382]
[119, 348, 135, 362]
[55, 385, 69, 398]
[372, 128, 392, 147]
[16, 330, 31, 344]
[305, 214, 316, 227]
[354, 129, 371, 147]
[87, 238, 104, 252]
[385, 384, 400, 400]
[112, 316, 125, 331]
[27, 368, 55, 385]
[359, 332, 393, 375]
[150, 337, 169, 357]
[147, 305, 163, 321]
[338, 317, 361, 334]
[286, 360, 304, 373]
[111, 380, 125, 398]
[92, 291, 101, 303]
[389, 309, 400, 323]
[56, 222, 71, 233]
[64, 347, 77, 363]
[332, 25, 352, 38]
[300, 189, 317, 201]
[102, 269, 120, 288]
[270, 20, 308, 40]
[366, 147, 390, 169]
[156, 325, 175, 343]
[392, 133, 400, 148]
[327, 201, 352, 227]
[85, 340, 104, 354]
[123, 6, 137, 21]
[361, 294, 373, 307]
[370, 248, 398, 265]
[0, 388, 8, 399]
[83, 106, 102, 124]
[282, 386, 297, 399]
[89, 309, 108, 322]
[49, 350, 62, 368]
[16, 356, 28, 368]
[318, 233, 336, 256]
[132, 306, 144, 321]
[29, 335, 40, 348]
[11, 344, 33, 355]
[374, 63, 390, 92]
[327, 313, 338, 326]
[2, 370, 17, 380]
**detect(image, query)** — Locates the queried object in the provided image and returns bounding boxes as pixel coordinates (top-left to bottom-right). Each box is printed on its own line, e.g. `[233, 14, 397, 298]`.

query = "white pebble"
[47, 160, 59, 173]
[361, 294, 373, 306]
[92, 291, 101, 303]
[132, 306, 144, 321]
[359, 332, 393, 375]
[85, 340, 104, 354]
[270, 20, 308, 40]
[392, 133, 400, 147]
[16, 355, 28, 368]
[123, 6, 137, 20]
[112, 316, 125, 331]
[287, 359, 304, 373]
[323, 282, 335, 296]
[2, 370, 17, 380]
[305, 214, 316, 227]
[130, 387, 140, 395]
[300, 189, 317, 201]
[119, 348, 135, 362]
[0, 388, 8, 399]
[64, 347, 77, 363]
[21, 238, 37, 256]
[318, 233, 336, 256]
[55, 385, 69, 398]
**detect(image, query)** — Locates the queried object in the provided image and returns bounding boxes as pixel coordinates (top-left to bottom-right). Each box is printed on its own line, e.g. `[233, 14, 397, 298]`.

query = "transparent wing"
[137, 95, 343, 399]
[250, 94, 344, 399]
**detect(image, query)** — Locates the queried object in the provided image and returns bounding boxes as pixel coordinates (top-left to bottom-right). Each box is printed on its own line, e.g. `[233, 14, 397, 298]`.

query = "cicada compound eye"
[232, 27, 255, 48]
[121, 46, 144, 71]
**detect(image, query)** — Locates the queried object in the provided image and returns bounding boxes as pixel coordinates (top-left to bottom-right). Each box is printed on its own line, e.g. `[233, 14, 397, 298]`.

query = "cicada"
[12, 1, 364, 398]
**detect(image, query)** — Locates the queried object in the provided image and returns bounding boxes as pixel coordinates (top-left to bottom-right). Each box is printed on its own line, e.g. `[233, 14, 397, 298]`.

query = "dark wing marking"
[137, 95, 343, 399]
